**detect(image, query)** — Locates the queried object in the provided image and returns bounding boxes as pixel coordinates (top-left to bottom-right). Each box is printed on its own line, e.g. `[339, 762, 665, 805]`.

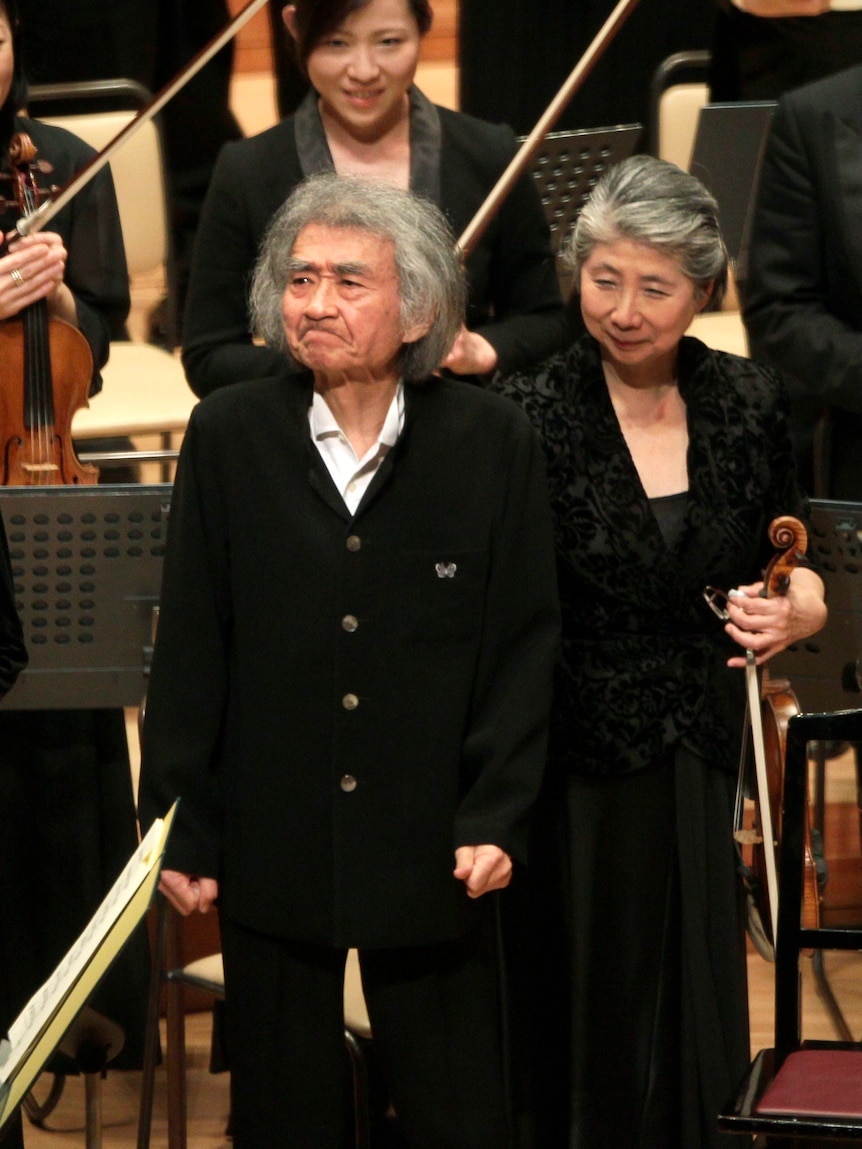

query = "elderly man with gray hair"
[138, 172, 559, 1149]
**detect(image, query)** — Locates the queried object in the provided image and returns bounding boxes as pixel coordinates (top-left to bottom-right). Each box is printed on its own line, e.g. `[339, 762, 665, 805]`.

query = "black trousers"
[220, 914, 509, 1149]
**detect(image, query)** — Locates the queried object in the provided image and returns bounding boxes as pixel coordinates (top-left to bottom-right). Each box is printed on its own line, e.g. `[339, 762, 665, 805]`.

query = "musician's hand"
[453, 844, 512, 899]
[731, 0, 830, 15]
[159, 868, 219, 916]
[1, 231, 73, 321]
[441, 327, 499, 376]
[724, 567, 827, 668]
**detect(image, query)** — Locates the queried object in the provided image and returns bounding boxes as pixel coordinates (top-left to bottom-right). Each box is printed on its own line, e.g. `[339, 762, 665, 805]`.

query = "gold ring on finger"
[9, 268, 24, 287]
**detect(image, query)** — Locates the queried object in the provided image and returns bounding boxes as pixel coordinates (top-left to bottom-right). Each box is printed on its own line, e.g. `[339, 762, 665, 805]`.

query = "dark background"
[458, 0, 715, 138]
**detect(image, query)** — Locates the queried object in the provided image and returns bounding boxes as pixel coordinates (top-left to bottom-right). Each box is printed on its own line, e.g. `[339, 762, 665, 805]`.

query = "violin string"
[34, 299, 50, 484]
[22, 176, 50, 483]
[22, 174, 38, 479]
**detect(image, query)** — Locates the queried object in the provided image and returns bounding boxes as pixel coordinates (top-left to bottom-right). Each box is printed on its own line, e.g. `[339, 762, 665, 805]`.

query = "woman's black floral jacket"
[496, 334, 809, 777]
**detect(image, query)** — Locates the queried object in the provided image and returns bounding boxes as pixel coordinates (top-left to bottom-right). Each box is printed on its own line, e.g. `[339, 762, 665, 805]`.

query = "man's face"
[282, 223, 424, 385]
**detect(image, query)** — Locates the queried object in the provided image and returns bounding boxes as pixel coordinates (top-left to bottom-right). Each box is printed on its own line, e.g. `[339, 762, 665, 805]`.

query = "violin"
[738, 515, 822, 958]
[0, 132, 97, 486]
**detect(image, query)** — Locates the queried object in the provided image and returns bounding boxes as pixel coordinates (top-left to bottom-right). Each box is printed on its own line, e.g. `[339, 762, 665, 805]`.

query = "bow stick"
[457, 0, 641, 258]
[15, 0, 272, 238]
[745, 649, 779, 946]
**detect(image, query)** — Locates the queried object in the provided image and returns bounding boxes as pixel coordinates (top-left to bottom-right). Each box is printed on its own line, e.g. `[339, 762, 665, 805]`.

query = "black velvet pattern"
[495, 334, 809, 779]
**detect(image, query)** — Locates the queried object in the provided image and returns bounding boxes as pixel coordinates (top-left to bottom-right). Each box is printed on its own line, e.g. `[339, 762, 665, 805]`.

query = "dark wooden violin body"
[744, 516, 822, 954]
[0, 131, 97, 486]
[756, 671, 822, 934]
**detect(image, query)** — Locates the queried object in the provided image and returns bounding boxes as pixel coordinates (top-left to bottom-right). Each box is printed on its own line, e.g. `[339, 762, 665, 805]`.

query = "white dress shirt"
[309, 384, 405, 514]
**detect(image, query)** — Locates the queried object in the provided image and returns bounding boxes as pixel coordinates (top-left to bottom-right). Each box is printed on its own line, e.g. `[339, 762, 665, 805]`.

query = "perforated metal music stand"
[524, 124, 641, 295]
[0, 484, 170, 710]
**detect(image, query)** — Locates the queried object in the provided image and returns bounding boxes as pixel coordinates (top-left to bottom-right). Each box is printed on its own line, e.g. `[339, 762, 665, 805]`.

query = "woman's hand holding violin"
[724, 566, 827, 668]
[0, 230, 75, 322]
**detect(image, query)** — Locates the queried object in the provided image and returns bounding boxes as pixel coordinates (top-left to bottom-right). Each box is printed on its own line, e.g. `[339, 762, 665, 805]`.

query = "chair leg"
[811, 948, 855, 1042]
[137, 896, 169, 1149]
[343, 1029, 371, 1149]
[84, 1073, 103, 1149]
[22, 1073, 66, 1126]
[165, 910, 188, 1149]
[135, 896, 191, 1149]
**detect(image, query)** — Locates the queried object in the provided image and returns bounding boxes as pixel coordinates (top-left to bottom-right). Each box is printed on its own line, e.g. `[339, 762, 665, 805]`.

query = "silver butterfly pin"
[435, 562, 457, 579]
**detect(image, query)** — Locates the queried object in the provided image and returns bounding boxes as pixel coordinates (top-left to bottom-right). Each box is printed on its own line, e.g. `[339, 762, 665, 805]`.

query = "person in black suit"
[743, 64, 862, 497]
[182, 0, 568, 398]
[496, 154, 826, 1149]
[709, 0, 862, 102]
[138, 173, 559, 1149]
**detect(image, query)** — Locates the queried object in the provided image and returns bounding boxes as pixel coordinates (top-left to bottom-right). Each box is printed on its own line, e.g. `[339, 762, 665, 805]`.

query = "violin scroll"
[762, 515, 808, 599]
[8, 131, 37, 168]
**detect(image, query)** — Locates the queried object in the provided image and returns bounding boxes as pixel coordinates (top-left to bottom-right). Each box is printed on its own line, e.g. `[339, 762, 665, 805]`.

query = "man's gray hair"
[250, 173, 466, 381]
[562, 154, 729, 308]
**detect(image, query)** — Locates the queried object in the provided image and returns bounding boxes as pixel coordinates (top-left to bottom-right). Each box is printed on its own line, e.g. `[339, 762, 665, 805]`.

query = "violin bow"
[745, 648, 779, 947]
[15, 0, 272, 238]
[457, 0, 641, 258]
[742, 515, 809, 949]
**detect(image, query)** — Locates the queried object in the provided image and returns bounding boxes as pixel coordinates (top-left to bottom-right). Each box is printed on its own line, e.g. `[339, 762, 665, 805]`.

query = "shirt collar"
[309, 383, 405, 456]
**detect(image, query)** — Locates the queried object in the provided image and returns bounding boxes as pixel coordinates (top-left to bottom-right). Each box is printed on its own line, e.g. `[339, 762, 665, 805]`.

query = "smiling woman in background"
[496, 154, 826, 1149]
[181, 0, 569, 397]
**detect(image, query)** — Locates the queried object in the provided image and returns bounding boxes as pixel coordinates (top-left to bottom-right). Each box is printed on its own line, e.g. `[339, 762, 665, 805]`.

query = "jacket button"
[342, 692, 359, 710]
[342, 614, 359, 633]
[346, 535, 361, 552]
[340, 774, 358, 792]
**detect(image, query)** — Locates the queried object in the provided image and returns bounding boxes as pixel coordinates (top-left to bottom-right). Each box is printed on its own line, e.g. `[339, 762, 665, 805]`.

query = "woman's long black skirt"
[565, 745, 751, 1149]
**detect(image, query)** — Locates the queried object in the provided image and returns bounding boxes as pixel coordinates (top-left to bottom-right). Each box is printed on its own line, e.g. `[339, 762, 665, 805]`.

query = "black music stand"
[525, 124, 641, 295]
[688, 101, 776, 273]
[0, 484, 171, 710]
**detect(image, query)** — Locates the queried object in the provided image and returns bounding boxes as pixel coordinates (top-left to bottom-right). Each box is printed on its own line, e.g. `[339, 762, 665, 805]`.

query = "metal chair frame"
[720, 708, 862, 1141]
[137, 897, 373, 1149]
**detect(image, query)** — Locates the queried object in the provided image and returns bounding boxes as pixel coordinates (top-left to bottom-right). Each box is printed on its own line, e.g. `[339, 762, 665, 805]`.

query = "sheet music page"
[0, 809, 172, 1084]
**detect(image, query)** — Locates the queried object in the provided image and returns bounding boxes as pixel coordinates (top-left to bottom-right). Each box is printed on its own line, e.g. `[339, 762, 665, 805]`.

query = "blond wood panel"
[228, 0, 273, 73]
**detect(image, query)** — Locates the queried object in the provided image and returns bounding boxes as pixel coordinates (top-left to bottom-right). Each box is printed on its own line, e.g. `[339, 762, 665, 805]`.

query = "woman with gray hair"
[495, 154, 826, 1148]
